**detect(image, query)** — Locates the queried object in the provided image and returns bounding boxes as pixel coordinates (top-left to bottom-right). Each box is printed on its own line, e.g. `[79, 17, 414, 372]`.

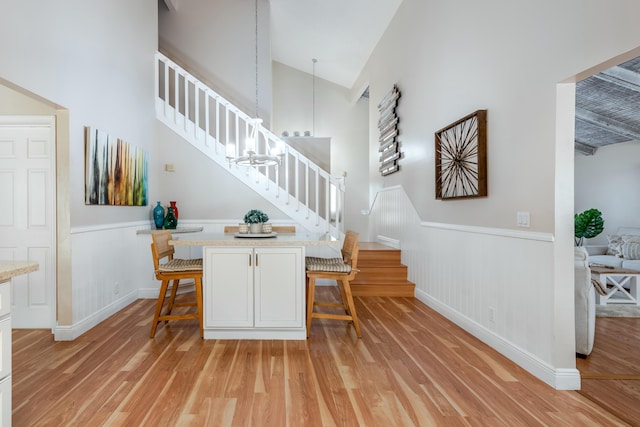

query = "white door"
[0, 116, 56, 328]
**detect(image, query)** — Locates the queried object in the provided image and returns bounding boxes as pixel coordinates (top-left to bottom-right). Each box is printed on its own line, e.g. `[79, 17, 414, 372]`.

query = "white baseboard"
[138, 282, 195, 299]
[54, 290, 138, 341]
[414, 288, 581, 390]
[376, 235, 400, 248]
[138, 288, 160, 299]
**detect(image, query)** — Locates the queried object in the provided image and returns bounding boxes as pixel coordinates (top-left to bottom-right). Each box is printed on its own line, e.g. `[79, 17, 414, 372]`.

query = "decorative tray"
[234, 232, 278, 238]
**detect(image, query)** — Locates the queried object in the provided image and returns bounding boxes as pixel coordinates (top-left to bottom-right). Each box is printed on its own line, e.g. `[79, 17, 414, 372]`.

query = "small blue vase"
[153, 201, 164, 229]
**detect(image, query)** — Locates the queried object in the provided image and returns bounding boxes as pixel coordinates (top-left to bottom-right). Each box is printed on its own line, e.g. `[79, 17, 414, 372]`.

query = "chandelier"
[226, 118, 284, 167]
[225, 0, 283, 168]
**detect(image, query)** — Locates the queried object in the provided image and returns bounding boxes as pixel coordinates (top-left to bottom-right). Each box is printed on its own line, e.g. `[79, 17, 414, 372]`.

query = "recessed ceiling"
[575, 56, 640, 155]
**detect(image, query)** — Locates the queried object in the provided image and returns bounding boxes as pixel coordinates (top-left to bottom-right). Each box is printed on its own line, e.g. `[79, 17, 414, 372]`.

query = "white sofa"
[575, 247, 595, 357]
[585, 227, 640, 270]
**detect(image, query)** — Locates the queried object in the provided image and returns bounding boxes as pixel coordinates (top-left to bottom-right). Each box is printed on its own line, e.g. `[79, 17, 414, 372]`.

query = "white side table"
[590, 266, 640, 306]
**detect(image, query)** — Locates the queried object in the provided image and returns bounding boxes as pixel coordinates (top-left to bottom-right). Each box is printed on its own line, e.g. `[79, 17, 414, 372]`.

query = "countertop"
[169, 232, 338, 247]
[136, 226, 204, 235]
[0, 261, 39, 282]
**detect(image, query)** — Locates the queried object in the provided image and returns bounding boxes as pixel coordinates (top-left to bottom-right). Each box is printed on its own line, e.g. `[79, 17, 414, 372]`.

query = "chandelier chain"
[254, 0, 259, 119]
[312, 58, 317, 136]
[225, 0, 283, 168]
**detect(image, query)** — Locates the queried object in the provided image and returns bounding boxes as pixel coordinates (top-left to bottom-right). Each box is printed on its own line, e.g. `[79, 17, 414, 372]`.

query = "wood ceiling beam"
[574, 140, 596, 156]
[164, 0, 178, 11]
[594, 66, 640, 93]
[575, 107, 640, 142]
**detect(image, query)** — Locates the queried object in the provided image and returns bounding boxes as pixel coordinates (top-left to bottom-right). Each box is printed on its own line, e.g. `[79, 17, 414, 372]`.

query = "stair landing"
[352, 242, 415, 297]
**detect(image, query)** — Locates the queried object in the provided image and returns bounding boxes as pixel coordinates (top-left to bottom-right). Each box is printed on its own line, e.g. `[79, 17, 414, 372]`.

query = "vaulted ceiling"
[575, 56, 640, 155]
[162, 1, 638, 153]
[270, 0, 403, 88]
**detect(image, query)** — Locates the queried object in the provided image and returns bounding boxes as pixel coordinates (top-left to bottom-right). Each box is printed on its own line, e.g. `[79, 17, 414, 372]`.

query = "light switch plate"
[517, 211, 530, 227]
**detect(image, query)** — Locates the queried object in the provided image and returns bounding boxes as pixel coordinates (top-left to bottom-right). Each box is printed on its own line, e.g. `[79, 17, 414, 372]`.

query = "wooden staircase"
[351, 242, 415, 297]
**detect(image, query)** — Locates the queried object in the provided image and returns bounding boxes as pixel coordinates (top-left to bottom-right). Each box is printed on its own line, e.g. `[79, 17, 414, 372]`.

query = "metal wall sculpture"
[378, 84, 402, 176]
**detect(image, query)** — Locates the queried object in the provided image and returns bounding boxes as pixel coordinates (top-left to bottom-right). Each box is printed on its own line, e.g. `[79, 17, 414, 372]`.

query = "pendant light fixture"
[226, 0, 283, 167]
[312, 58, 317, 136]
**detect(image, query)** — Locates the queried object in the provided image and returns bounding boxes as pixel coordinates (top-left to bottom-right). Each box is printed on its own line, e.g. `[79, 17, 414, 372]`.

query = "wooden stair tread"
[359, 242, 398, 251]
[351, 283, 415, 297]
[351, 242, 415, 297]
[358, 253, 402, 266]
[356, 265, 407, 272]
[352, 278, 414, 283]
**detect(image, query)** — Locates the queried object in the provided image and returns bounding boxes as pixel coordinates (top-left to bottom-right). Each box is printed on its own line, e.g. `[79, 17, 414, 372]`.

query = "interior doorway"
[0, 116, 56, 328]
[571, 48, 640, 425]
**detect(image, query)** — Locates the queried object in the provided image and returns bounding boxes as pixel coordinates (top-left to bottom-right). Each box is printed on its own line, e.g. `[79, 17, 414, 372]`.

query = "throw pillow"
[621, 234, 640, 243]
[606, 234, 623, 257]
[621, 242, 640, 260]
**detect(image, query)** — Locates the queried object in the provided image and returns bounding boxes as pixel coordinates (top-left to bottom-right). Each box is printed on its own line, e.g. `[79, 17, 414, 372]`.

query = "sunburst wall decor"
[434, 110, 487, 200]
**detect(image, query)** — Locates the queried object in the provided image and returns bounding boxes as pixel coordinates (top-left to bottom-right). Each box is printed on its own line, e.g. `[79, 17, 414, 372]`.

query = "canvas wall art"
[85, 127, 148, 206]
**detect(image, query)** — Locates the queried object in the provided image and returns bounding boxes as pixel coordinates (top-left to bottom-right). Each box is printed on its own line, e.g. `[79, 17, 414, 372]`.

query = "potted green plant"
[244, 209, 269, 233]
[574, 208, 604, 246]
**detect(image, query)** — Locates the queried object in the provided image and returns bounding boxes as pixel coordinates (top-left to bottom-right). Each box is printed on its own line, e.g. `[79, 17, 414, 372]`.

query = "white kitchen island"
[170, 232, 337, 340]
[0, 260, 39, 427]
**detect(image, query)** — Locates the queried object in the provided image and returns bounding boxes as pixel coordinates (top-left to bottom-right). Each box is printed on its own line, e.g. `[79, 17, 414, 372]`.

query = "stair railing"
[154, 52, 344, 238]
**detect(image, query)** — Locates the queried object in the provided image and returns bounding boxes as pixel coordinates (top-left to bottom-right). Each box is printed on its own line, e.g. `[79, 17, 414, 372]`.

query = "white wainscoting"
[368, 185, 579, 390]
[57, 219, 314, 340]
[56, 222, 151, 341]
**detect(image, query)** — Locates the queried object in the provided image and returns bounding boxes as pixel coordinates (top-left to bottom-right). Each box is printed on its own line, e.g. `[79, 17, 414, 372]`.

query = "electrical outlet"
[488, 306, 495, 323]
[114, 281, 120, 295]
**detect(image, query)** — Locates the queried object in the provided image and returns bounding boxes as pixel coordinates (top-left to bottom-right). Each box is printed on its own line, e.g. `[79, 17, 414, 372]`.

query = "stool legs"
[306, 276, 361, 338]
[150, 279, 170, 338]
[195, 277, 204, 338]
[166, 279, 180, 314]
[150, 278, 203, 339]
[306, 277, 316, 338]
[340, 279, 361, 338]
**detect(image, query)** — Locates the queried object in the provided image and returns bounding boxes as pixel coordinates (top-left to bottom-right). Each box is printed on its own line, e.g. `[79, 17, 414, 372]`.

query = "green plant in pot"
[574, 208, 604, 246]
[244, 209, 269, 233]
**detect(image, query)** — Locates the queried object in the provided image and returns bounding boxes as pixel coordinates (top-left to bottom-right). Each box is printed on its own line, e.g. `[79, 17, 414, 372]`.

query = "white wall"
[2, 1, 639, 386]
[0, 0, 158, 228]
[369, 186, 562, 388]
[0, 85, 58, 115]
[356, 0, 640, 389]
[154, 122, 290, 222]
[272, 62, 370, 238]
[0, 0, 360, 336]
[158, 0, 272, 125]
[575, 141, 640, 245]
[0, 0, 159, 331]
[356, 0, 640, 233]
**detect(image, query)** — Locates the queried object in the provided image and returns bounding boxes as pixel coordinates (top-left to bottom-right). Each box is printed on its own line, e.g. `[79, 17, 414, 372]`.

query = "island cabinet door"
[254, 247, 303, 328]
[204, 247, 254, 328]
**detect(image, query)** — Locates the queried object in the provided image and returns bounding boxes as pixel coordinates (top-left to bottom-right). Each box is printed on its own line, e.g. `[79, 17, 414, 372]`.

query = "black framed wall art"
[434, 109, 487, 200]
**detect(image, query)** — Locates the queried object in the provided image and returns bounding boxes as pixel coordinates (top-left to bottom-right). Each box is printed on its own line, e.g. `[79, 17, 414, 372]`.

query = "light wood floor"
[576, 315, 640, 426]
[13, 289, 631, 426]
